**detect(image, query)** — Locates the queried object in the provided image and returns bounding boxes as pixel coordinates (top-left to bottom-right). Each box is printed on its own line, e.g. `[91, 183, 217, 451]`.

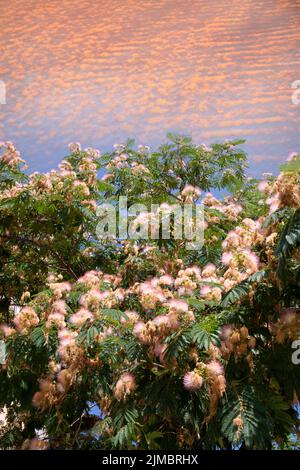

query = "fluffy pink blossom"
[46, 312, 66, 329]
[241, 249, 260, 273]
[266, 195, 280, 213]
[206, 360, 224, 376]
[0, 324, 16, 337]
[68, 142, 81, 153]
[84, 147, 100, 158]
[114, 373, 136, 401]
[258, 180, 269, 193]
[222, 231, 240, 249]
[49, 281, 72, 297]
[69, 308, 94, 327]
[52, 300, 67, 316]
[181, 185, 201, 198]
[222, 251, 233, 265]
[14, 306, 39, 333]
[133, 321, 146, 337]
[200, 285, 211, 298]
[73, 180, 90, 197]
[202, 263, 217, 277]
[183, 371, 203, 391]
[159, 275, 174, 286]
[80, 288, 108, 308]
[220, 325, 233, 341]
[57, 329, 78, 359]
[168, 299, 189, 313]
[77, 270, 102, 286]
[153, 315, 170, 327]
[242, 218, 261, 231]
[166, 313, 180, 330]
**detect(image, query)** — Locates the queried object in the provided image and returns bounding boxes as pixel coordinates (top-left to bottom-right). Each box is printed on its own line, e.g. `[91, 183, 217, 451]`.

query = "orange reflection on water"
[0, 0, 300, 173]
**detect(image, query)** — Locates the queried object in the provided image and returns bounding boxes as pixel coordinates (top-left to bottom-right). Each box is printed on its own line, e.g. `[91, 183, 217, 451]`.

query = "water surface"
[0, 0, 300, 174]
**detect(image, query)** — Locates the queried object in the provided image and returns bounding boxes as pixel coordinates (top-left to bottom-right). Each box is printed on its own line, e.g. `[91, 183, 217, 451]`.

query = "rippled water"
[0, 0, 300, 174]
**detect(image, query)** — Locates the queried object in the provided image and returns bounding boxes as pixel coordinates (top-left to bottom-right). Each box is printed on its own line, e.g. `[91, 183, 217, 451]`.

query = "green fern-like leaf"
[221, 270, 267, 307]
[275, 208, 300, 279]
[221, 280, 250, 307]
[77, 324, 99, 346]
[101, 308, 126, 321]
[111, 422, 139, 449]
[188, 324, 212, 349]
[164, 331, 189, 361]
[219, 386, 271, 449]
[30, 325, 46, 348]
[97, 180, 116, 193]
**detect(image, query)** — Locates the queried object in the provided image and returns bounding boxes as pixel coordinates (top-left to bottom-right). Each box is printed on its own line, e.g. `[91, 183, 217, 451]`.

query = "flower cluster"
[258, 153, 300, 212]
[270, 308, 300, 343]
[219, 325, 256, 360]
[0, 141, 25, 168]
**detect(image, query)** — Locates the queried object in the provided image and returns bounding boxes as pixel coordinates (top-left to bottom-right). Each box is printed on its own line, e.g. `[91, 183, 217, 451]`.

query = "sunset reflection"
[0, 0, 299, 174]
